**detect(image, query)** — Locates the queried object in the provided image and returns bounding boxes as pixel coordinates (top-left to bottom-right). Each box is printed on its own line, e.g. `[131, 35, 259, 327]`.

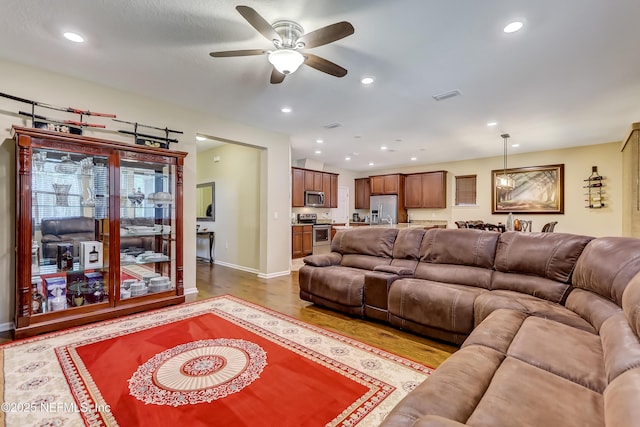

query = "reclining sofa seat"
[299, 227, 399, 316]
[388, 229, 500, 344]
[381, 236, 640, 427]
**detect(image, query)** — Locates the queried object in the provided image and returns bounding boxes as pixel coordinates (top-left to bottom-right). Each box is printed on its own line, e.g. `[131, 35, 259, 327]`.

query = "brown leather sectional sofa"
[298, 227, 640, 427]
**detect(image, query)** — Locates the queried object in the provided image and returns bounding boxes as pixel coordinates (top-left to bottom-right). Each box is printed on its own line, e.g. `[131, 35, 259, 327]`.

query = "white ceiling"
[1, 1, 639, 171]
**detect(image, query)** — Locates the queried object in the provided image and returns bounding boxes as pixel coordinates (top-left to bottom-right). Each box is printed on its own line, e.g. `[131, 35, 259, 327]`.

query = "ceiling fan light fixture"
[268, 49, 304, 75]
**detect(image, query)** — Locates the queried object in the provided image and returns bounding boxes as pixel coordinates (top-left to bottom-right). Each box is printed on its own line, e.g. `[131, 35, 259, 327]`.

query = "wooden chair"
[483, 223, 506, 232]
[466, 220, 485, 230]
[541, 221, 558, 232]
[455, 221, 468, 228]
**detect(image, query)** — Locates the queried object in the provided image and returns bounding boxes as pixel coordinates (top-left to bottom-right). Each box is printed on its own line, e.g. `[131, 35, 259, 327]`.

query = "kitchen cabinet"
[323, 173, 338, 208]
[370, 174, 403, 195]
[292, 167, 305, 207]
[354, 178, 370, 209]
[404, 171, 447, 208]
[292, 225, 313, 258]
[304, 170, 323, 192]
[292, 167, 338, 208]
[13, 126, 186, 338]
[622, 122, 640, 237]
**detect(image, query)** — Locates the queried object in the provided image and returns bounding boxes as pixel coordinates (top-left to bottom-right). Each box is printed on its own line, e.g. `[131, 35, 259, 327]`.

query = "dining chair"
[541, 221, 558, 232]
[454, 221, 468, 229]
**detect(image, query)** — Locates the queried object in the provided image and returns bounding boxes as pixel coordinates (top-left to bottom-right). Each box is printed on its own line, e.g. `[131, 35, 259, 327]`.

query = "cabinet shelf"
[13, 126, 187, 339]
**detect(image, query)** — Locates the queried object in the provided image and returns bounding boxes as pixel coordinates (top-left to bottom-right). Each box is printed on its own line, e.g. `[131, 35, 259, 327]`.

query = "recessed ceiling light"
[487, 122, 498, 127]
[411, 157, 417, 161]
[368, 162, 374, 166]
[316, 139, 323, 143]
[314, 150, 321, 154]
[63, 32, 85, 43]
[361, 76, 375, 85]
[345, 157, 351, 161]
[281, 107, 292, 113]
[196, 136, 207, 141]
[511, 144, 520, 148]
[503, 21, 524, 33]
[380, 146, 388, 150]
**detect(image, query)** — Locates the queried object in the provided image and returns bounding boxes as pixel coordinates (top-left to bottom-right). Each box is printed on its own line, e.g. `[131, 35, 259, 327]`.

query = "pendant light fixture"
[496, 133, 515, 190]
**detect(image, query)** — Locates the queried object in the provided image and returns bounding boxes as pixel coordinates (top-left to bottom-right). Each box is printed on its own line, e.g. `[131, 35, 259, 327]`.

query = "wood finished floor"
[195, 261, 457, 368]
[2, 262, 458, 367]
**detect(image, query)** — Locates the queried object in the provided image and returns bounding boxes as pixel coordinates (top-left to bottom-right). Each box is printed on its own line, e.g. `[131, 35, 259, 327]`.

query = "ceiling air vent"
[323, 122, 342, 129]
[432, 89, 462, 101]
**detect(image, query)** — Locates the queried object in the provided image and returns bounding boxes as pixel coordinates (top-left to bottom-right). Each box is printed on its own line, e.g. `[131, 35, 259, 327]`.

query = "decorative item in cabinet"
[13, 125, 187, 339]
[584, 166, 605, 208]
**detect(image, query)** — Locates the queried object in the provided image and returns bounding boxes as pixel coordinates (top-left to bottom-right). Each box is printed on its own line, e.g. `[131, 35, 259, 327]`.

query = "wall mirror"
[196, 182, 215, 221]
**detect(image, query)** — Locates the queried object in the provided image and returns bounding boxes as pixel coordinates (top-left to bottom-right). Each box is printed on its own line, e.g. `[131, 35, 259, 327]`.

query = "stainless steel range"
[297, 213, 331, 254]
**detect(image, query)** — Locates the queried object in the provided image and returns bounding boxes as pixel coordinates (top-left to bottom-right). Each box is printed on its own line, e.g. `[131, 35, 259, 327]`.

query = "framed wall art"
[492, 164, 564, 214]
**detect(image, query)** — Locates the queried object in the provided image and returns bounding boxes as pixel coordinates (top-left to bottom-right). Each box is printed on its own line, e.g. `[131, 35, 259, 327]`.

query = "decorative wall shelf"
[584, 166, 605, 208]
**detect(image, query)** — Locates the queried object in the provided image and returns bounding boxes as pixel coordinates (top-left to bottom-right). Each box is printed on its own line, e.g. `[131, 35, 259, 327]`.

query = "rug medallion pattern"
[0, 296, 432, 426]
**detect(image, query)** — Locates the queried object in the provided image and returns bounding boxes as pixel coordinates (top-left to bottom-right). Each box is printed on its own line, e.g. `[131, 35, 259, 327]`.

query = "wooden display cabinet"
[13, 126, 187, 338]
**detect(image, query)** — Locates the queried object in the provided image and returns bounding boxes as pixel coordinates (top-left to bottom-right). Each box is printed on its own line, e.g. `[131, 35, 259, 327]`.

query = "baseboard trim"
[214, 260, 260, 275]
[0, 322, 14, 332]
[183, 287, 199, 297]
[257, 270, 291, 279]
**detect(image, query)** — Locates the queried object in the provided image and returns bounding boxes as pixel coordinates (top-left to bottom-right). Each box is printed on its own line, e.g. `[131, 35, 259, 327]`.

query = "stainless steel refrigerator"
[370, 195, 398, 225]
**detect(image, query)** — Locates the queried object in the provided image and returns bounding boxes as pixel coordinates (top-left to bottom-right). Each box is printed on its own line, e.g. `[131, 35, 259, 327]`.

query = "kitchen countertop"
[333, 221, 448, 230]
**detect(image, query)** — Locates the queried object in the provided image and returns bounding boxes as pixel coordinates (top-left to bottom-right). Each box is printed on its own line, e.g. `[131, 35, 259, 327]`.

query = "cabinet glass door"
[30, 148, 110, 315]
[118, 158, 176, 300]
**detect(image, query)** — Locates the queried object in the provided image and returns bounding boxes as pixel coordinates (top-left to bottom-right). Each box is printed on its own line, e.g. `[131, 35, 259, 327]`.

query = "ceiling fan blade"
[297, 21, 354, 48]
[304, 53, 347, 77]
[209, 49, 267, 57]
[236, 6, 282, 44]
[270, 68, 286, 84]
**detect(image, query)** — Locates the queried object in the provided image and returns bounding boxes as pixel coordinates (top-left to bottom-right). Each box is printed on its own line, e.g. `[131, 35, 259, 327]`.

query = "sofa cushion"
[341, 254, 392, 270]
[573, 237, 640, 306]
[462, 309, 528, 354]
[380, 345, 505, 426]
[474, 290, 596, 333]
[420, 228, 499, 269]
[415, 263, 493, 289]
[466, 356, 603, 427]
[564, 288, 622, 332]
[490, 270, 572, 303]
[507, 316, 606, 393]
[494, 231, 593, 283]
[604, 368, 640, 427]
[600, 312, 640, 383]
[298, 265, 366, 308]
[392, 228, 426, 260]
[331, 227, 398, 257]
[623, 271, 640, 336]
[389, 278, 486, 335]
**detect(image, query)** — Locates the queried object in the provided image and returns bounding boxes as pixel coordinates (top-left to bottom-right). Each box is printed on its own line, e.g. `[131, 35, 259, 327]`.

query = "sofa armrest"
[303, 252, 342, 267]
[373, 264, 414, 276]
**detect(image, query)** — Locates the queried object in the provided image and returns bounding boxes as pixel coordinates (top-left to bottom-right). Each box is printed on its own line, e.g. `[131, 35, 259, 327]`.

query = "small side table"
[197, 231, 215, 264]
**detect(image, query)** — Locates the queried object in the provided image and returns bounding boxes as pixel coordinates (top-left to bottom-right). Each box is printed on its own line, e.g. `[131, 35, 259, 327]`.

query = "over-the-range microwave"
[304, 191, 325, 207]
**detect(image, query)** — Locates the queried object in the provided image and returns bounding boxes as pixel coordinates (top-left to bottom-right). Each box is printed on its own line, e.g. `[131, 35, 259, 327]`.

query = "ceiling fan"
[209, 5, 355, 84]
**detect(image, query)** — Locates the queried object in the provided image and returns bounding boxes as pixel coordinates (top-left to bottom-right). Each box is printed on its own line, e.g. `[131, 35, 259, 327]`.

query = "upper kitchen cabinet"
[292, 168, 305, 207]
[405, 171, 447, 209]
[370, 174, 404, 195]
[323, 173, 338, 208]
[291, 167, 338, 208]
[354, 178, 370, 209]
[304, 169, 323, 192]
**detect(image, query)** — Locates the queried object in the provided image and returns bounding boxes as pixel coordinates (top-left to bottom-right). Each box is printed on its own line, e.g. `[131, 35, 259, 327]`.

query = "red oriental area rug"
[0, 296, 432, 426]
